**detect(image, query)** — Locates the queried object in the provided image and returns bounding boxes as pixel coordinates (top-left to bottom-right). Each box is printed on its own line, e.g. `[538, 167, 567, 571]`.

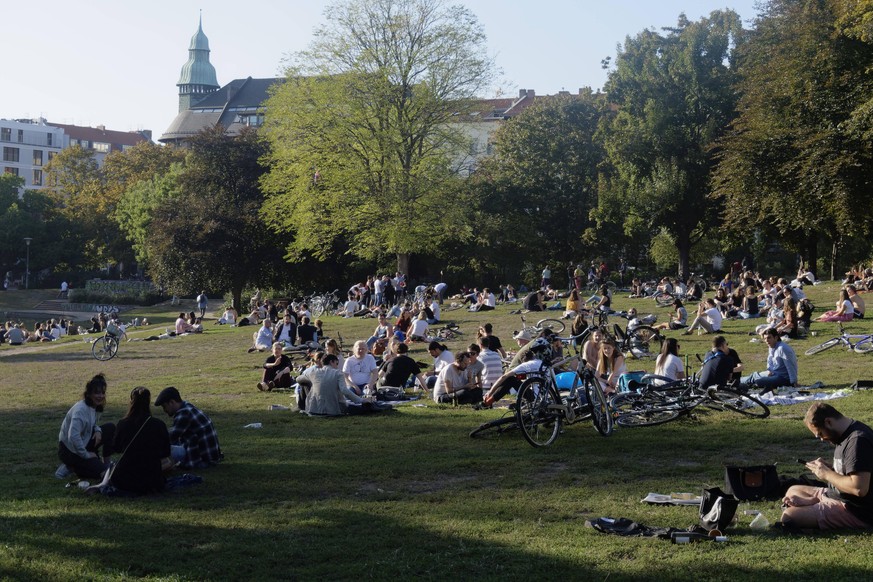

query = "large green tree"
[712, 0, 873, 277]
[141, 126, 285, 310]
[472, 92, 609, 273]
[597, 11, 744, 279]
[261, 0, 494, 275]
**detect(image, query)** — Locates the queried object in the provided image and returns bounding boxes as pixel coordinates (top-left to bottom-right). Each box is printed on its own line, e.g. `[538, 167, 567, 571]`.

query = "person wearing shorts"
[781, 402, 873, 529]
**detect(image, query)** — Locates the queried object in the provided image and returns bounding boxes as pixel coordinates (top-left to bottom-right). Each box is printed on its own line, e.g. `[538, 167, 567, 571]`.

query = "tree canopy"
[261, 0, 495, 274]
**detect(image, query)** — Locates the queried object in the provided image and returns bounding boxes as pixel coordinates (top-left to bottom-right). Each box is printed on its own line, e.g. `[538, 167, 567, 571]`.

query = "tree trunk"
[830, 240, 839, 281]
[676, 232, 691, 281]
[805, 232, 818, 279]
[231, 285, 244, 313]
[397, 252, 411, 277]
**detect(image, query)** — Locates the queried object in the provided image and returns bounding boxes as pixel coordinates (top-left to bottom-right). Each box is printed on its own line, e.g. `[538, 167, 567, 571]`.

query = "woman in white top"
[816, 289, 855, 322]
[654, 338, 684, 382]
[596, 337, 627, 395]
[406, 311, 429, 342]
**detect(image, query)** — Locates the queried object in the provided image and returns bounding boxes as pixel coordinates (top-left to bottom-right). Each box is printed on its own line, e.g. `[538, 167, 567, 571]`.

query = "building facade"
[1, 118, 65, 190]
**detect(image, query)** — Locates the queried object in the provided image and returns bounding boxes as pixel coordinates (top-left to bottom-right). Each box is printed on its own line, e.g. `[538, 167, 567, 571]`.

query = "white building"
[1, 118, 64, 190]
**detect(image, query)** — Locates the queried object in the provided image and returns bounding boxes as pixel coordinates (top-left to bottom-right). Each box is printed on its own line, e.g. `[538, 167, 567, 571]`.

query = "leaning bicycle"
[91, 331, 120, 361]
[514, 348, 613, 447]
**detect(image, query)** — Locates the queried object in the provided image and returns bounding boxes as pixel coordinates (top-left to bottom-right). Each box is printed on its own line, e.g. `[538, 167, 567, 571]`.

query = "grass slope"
[1, 283, 872, 581]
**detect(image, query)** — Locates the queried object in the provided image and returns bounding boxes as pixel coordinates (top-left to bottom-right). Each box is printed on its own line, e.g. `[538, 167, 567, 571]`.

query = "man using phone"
[780, 402, 873, 529]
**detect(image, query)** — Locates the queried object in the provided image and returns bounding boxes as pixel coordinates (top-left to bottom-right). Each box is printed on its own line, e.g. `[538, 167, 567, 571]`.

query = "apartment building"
[1, 118, 65, 190]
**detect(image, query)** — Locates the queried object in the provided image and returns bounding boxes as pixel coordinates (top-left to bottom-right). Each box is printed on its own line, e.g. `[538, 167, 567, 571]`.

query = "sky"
[3, 0, 761, 139]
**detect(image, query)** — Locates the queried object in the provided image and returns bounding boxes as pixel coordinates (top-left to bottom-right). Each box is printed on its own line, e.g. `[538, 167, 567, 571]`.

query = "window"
[32, 169, 42, 186]
[0, 128, 10, 141]
[47, 151, 55, 162]
[3, 147, 19, 162]
[93, 142, 110, 153]
[17, 129, 23, 143]
[33, 150, 43, 166]
[4, 167, 19, 176]
[47, 133, 53, 146]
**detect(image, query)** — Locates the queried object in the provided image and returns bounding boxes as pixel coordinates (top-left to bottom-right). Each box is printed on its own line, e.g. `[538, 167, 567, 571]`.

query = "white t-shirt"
[433, 350, 454, 374]
[408, 319, 428, 338]
[484, 293, 496, 307]
[704, 307, 723, 331]
[343, 300, 359, 316]
[655, 354, 683, 381]
[342, 354, 378, 386]
[433, 364, 468, 402]
[430, 301, 441, 322]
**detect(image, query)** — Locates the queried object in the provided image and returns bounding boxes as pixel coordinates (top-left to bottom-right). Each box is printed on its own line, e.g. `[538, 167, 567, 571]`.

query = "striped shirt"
[479, 349, 504, 390]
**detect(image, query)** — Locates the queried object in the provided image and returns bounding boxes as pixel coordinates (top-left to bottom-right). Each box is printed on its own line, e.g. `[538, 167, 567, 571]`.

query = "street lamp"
[23, 237, 32, 290]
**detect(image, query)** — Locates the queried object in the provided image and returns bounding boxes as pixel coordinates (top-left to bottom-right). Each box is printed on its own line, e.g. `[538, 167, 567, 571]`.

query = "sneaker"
[247, 347, 256, 353]
[257, 382, 267, 391]
[267, 381, 275, 391]
[55, 463, 73, 480]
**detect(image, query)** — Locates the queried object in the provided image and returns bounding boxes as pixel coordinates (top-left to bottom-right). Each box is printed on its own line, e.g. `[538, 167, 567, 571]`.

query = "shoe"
[55, 463, 73, 480]
[257, 382, 267, 391]
[247, 347, 256, 353]
[267, 381, 275, 391]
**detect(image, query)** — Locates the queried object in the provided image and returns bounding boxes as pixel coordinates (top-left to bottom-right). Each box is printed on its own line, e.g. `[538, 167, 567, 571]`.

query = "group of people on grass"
[56, 374, 222, 496]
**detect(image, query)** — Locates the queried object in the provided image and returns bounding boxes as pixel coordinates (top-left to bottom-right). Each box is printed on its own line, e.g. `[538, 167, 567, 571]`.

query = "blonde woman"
[596, 337, 627, 395]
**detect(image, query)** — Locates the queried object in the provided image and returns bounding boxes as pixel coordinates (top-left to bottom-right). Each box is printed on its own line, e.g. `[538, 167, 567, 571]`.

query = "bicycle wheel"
[612, 393, 681, 427]
[854, 337, 873, 354]
[311, 298, 326, 318]
[535, 318, 565, 334]
[706, 388, 770, 418]
[469, 415, 519, 438]
[804, 338, 841, 356]
[694, 276, 709, 293]
[91, 336, 117, 361]
[515, 377, 562, 447]
[585, 379, 613, 436]
[655, 293, 675, 307]
[629, 326, 664, 359]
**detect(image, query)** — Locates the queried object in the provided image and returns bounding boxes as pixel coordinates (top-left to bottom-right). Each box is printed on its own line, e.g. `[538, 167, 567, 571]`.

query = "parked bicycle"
[308, 289, 340, 318]
[610, 312, 664, 359]
[91, 330, 121, 361]
[514, 314, 566, 339]
[805, 323, 873, 355]
[610, 372, 769, 428]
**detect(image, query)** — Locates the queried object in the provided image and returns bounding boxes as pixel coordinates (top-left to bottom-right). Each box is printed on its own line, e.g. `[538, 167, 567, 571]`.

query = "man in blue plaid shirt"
[155, 387, 223, 469]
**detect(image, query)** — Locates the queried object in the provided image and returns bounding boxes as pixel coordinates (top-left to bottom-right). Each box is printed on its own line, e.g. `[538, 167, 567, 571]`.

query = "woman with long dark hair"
[110, 387, 171, 495]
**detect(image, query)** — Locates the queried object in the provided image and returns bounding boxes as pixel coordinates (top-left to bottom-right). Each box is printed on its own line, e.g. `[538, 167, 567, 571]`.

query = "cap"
[154, 386, 181, 406]
[513, 329, 532, 341]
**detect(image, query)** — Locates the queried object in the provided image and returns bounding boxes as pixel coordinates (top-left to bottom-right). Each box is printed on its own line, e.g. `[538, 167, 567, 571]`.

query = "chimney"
[519, 89, 527, 98]
[96, 124, 105, 132]
[526, 89, 535, 97]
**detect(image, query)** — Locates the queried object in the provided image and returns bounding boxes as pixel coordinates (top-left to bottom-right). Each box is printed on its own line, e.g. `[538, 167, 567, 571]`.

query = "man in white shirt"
[683, 298, 723, 335]
[433, 351, 481, 404]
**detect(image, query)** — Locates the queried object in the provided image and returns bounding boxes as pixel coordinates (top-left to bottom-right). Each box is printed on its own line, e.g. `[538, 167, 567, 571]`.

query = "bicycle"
[514, 343, 614, 447]
[610, 373, 769, 428]
[805, 323, 873, 355]
[433, 322, 461, 340]
[514, 314, 566, 339]
[610, 313, 664, 359]
[91, 331, 120, 361]
[309, 289, 339, 318]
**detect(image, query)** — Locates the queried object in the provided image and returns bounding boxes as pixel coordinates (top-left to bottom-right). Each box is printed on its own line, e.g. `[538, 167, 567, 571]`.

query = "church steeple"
[177, 14, 220, 112]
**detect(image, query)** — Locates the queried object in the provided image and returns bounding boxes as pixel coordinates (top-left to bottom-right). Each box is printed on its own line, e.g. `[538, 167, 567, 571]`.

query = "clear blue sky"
[3, 0, 760, 137]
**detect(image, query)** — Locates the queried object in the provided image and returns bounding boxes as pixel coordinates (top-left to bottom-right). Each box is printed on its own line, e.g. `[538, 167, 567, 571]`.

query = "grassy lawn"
[2, 282, 873, 581]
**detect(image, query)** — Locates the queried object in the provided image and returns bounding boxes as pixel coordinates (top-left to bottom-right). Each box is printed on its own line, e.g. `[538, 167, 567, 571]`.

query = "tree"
[261, 0, 494, 275]
[472, 92, 608, 273]
[598, 11, 744, 279]
[712, 0, 873, 278]
[142, 126, 286, 310]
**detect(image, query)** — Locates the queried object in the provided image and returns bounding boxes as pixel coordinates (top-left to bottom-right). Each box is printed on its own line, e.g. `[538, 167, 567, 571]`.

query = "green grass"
[2, 283, 873, 581]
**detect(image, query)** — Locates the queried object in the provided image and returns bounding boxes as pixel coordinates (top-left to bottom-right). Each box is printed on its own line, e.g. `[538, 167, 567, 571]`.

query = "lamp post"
[23, 237, 32, 290]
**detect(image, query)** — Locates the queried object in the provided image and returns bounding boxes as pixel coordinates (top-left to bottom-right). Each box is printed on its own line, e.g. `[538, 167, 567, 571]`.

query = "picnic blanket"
[755, 388, 852, 407]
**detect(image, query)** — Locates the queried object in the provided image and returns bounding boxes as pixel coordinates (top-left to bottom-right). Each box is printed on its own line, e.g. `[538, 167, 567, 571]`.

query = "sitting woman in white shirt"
[652, 338, 685, 385]
[596, 337, 627, 395]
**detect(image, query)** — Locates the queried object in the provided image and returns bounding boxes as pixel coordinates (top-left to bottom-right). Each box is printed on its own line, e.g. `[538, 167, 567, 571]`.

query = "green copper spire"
[177, 14, 220, 111]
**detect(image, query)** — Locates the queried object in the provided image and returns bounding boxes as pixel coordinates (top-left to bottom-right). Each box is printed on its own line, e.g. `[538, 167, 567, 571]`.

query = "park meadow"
[2, 282, 873, 581]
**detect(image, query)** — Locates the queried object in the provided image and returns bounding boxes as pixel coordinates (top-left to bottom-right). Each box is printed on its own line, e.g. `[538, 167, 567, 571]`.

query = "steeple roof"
[177, 16, 219, 89]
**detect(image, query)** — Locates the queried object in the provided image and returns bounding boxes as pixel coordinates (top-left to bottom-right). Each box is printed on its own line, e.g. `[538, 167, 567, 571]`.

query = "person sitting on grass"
[425, 341, 454, 390]
[847, 285, 865, 319]
[405, 311, 429, 343]
[653, 338, 684, 382]
[682, 298, 723, 335]
[740, 327, 797, 391]
[654, 298, 687, 331]
[377, 342, 426, 390]
[296, 316, 318, 347]
[480, 333, 564, 408]
[56, 373, 116, 481]
[816, 288, 855, 323]
[433, 351, 481, 405]
[247, 318, 274, 353]
[216, 305, 237, 325]
[154, 387, 223, 469]
[107, 387, 172, 495]
[697, 335, 743, 390]
[300, 354, 367, 416]
[175, 312, 194, 335]
[781, 402, 873, 530]
[596, 337, 626, 395]
[258, 342, 294, 392]
[273, 313, 297, 348]
[342, 340, 378, 396]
